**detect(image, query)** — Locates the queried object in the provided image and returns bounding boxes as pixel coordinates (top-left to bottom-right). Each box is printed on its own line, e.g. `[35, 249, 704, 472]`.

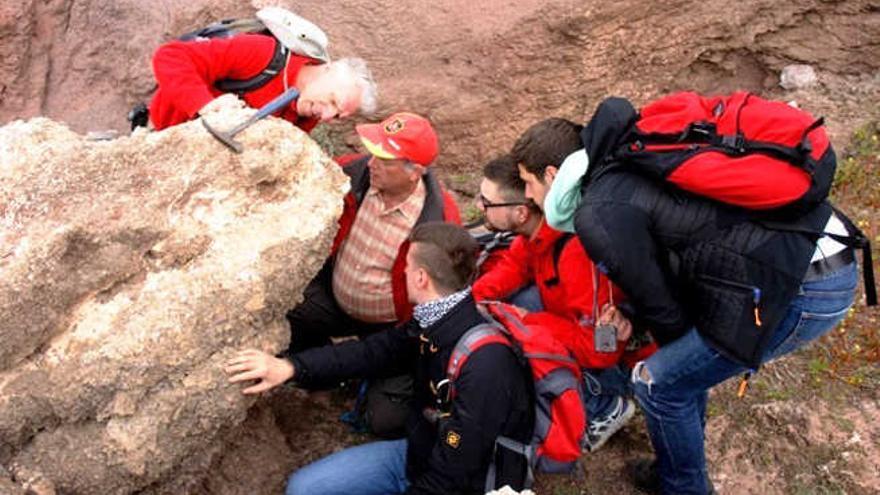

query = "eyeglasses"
[478, 194, 528, 209]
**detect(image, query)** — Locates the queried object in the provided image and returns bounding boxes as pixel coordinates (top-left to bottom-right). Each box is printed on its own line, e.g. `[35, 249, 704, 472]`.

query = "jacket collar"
[415, 294, 486, 351]
[525, 219, 566, 255]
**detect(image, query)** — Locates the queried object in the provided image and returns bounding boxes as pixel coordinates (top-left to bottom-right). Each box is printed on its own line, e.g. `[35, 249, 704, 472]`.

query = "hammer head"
[202, 118, 243, 154]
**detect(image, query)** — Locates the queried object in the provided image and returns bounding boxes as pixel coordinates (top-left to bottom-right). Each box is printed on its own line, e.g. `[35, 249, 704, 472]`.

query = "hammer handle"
[229, 87, 300, 135]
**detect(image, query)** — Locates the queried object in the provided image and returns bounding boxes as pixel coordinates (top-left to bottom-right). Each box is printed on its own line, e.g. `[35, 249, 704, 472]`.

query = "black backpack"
[177, 18, 288, 95]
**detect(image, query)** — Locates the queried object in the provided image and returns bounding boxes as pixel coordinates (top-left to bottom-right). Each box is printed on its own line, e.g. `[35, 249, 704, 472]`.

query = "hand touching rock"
[225, 349, 294, 394]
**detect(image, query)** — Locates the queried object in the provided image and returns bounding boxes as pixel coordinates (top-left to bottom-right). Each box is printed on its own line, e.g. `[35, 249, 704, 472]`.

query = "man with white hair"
[146, 8, 377, 131]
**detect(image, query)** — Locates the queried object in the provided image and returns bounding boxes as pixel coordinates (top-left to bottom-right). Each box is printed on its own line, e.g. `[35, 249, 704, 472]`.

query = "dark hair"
[408, 222, 479, 294]
[511, 118, 584, 180]
[482, 155, 527, 203]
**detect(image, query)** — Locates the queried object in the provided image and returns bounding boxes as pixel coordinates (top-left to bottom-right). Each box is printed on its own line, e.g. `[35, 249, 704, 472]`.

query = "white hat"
[256, 7, 330, 62]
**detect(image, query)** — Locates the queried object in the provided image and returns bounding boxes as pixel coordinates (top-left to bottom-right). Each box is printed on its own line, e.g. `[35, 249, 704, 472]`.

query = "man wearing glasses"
[472, 155, 544, 312]
[473, 154, 655, 452]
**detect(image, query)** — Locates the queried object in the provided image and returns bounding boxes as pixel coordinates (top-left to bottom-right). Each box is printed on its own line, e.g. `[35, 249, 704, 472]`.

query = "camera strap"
[591, 264, 614, 323]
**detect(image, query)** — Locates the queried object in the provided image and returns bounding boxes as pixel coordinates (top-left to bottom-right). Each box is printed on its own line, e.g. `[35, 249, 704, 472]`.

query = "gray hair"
[333, 57, 378, 116]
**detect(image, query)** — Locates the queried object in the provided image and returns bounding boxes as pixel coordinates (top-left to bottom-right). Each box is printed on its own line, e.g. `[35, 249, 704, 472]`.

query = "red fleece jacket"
[473, 221, 652, 369]
[149, 34, 319, 132]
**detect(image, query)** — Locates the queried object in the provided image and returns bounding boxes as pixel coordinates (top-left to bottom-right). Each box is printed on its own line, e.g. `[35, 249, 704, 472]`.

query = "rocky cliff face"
[1, 0, 877, 170]
[0, 100, 348, 494]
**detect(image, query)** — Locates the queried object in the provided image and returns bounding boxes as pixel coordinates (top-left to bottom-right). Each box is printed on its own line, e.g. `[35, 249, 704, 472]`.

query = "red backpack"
[615, 91, 834, 215]
[446, 302, 585, 489]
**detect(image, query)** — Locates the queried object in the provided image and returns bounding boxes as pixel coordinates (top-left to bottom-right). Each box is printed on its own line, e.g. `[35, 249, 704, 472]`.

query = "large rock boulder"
[0, 101, 348, 493]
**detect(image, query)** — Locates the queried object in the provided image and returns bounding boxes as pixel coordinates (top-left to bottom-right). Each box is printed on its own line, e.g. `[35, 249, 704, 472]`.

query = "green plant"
[462, 204, 482, 224]
[310, 124, 354, 158]
[831, 122, 880, 206]
[808, 357, 830, 381]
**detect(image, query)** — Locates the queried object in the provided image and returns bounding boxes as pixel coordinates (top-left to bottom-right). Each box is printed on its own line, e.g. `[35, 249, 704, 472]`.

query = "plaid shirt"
[332, 181, 426, 323]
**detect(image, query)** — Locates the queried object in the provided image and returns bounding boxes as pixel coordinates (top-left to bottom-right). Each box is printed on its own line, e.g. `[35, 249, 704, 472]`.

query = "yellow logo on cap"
[446, 430, 461, 449]
[384, 118, 405, 135]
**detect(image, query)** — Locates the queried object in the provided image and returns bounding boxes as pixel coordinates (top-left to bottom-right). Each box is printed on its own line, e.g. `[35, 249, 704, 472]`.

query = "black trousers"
[286, 261, 412, 438]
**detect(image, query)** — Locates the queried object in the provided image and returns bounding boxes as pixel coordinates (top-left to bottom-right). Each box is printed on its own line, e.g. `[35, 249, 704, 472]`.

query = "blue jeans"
[584, 365, 631, 419]
[632, 261, 857, 494]
[286, 439, 409, 495]
[508, 284, 543, 313]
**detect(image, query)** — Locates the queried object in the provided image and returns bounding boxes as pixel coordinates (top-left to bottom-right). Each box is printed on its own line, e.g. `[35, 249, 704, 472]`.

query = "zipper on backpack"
[647, 143, 700, 152]
[698, 275, 763, 328]
[631, 142, 704, 152]
[752, 288, 763, 327]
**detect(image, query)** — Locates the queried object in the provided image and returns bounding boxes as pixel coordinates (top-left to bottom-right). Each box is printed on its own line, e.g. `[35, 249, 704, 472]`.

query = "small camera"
[594, 323, 618, 353]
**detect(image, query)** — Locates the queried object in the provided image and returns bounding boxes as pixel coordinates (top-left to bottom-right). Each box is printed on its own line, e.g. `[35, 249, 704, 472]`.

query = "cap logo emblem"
[384, 118, 405, 135]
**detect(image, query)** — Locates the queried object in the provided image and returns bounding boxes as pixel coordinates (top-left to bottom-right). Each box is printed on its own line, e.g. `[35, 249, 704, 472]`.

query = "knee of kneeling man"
[631, 360, 655, 397]
[286, 471, 311, 495]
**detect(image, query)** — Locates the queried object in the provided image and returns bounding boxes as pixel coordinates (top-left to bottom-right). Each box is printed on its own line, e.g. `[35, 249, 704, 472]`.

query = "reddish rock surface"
[2, 0, 878, 169]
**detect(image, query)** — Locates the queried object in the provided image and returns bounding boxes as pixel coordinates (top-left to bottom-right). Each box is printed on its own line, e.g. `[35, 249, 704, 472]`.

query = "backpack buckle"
[720, 133, 746, 154]
[434, 378, 453, 405]
[684, 122, 716, 142]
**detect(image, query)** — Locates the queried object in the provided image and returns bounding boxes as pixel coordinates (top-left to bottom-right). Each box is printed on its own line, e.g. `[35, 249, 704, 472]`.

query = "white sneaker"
[584, 397, 636, 452]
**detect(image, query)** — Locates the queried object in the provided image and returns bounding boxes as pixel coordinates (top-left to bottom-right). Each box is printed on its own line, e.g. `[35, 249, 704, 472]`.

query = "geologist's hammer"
[201, 87, 300, 153]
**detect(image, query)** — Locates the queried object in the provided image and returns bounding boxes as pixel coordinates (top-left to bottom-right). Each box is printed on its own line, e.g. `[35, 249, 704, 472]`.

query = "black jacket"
[573, 98, 832, 368]
[290, 295, 532, 494]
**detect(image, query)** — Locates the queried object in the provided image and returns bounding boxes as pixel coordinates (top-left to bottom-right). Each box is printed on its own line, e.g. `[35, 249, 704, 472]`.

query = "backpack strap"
[827, 206, 876, 306]
[178, 18, 269, 41]
[474, 231, 515, 269]
[484, 436, 536, 492]
[446, 324, 510, 396]
[759, 206, 876, 306]
[543, 233, 575, 287]
[450, 316, 534, 492]
[739, 117, 826, 173]
[215, 38, 289, 95]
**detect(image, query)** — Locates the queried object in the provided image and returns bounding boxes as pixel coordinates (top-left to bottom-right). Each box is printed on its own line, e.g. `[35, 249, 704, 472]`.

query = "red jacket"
[330, 155, 462, 322]
[149, 34, 319, 132]
[473, 221, 647, 369]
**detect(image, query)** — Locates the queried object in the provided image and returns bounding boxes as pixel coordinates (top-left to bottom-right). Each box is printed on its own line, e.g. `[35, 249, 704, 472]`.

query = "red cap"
[355, 112, 439, 166]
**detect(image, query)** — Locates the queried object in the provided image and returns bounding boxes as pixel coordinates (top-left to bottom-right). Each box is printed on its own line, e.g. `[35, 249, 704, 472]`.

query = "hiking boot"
[626, 458, 718, 495]
[584, 396, 636, 452]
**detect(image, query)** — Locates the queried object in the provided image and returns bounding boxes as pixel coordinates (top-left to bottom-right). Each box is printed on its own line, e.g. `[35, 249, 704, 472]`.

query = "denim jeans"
[584, 365, 631, 419]
[632, 260, 857, 494]
[508, 284, 544, 313]
[286, 439, 409, 495]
